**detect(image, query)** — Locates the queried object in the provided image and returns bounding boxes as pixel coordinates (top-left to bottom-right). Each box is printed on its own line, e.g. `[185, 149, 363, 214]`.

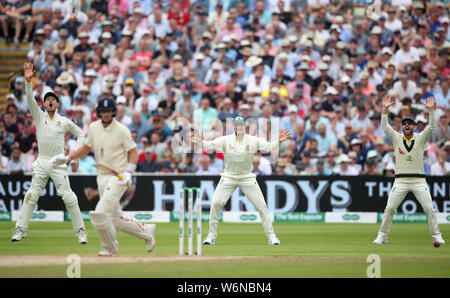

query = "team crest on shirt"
[398, 148, 405, 155]
[56, 121, 62, 127]
[245, 145, 249, 151]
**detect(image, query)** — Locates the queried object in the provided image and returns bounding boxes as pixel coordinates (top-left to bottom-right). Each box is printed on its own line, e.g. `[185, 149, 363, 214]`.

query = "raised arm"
[257, 129, 292, 152]
[381, 95, 398, 141]
[419, 96, 436, 145]
[23, 63, 42, 122]
[193, 130, 225, 151]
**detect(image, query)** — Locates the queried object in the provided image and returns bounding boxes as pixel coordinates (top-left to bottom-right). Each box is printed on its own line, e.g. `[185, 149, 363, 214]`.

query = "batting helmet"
[233, 115, 246, 125]
[96, 97, 117, 118]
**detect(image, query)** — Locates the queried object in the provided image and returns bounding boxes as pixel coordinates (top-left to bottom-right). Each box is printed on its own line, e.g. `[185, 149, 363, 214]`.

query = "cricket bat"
[93, 162, 123, 179]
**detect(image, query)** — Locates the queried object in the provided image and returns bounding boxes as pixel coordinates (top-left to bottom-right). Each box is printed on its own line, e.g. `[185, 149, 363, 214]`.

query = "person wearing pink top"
[109, 47, 130, 77]
[108, 0, 129, 18]
[218, 16, 244, 42]
[287, 77, 312, 111]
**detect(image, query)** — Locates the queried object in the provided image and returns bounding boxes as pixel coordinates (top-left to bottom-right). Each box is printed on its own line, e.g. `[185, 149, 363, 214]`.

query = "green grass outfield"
[0, 222, 449, 278]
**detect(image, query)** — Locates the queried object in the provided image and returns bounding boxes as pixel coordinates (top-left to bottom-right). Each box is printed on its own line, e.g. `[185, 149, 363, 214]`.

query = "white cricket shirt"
[200, 133, 280, 179]
[25, 81, 85, 158]
[85, 119, 136, 175]
[381, 110, 435, 184]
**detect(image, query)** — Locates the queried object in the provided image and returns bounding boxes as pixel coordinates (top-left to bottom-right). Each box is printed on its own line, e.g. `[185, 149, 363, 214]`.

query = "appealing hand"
[192, 129, 203, 144]
[279, 129, 292, 143]
[424, 96, 435, 110]
[23, 62, 35, 81]
[381, 95, 394, 109]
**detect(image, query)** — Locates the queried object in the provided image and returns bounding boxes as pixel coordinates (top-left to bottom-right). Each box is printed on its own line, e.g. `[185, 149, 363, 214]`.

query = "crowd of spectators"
[1, 0, 450, 176]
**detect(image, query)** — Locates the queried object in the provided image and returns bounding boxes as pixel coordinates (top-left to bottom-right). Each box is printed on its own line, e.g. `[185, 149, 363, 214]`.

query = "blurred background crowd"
[0, 0, 450, 176]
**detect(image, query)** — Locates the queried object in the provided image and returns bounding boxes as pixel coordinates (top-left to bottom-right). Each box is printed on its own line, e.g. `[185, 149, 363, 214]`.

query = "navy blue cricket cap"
[44, 91, 59, 102]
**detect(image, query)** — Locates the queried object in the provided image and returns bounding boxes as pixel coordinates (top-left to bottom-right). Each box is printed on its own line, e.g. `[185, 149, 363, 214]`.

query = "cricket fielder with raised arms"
[12, 63, 87, 244]
[194, 116, 292, 245]
[64, 97, 156, 256]
[374, 95, 445, 245]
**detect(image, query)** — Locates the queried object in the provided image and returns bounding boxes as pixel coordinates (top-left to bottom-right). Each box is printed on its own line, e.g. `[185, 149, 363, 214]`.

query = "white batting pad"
[90, 211, 119, 253]
[112, 215, 150, 240]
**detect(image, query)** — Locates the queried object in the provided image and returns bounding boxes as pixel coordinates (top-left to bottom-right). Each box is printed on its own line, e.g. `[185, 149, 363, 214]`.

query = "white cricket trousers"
[378, 182, 442, 238]
[207, 176, 275, 240]
[94, 174, 150, 240]
[16, 157, 84, 232]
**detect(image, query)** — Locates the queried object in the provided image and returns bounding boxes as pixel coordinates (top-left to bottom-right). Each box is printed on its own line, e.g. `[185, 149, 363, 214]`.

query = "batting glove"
[119, 171, 133, 187]
[125, 163, 137, 173]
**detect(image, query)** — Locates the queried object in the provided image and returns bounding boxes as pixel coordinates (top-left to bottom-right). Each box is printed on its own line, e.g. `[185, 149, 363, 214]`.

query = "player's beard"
[402, 125, 414, 139]
[101, 118, 113, 125]
[234, 125, 245, 138]
[100, 112, 114, 126]
[45, 101, 58, 113]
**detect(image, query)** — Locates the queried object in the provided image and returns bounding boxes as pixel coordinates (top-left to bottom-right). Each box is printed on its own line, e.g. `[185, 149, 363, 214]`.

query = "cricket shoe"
[268, 236, 280, 245]
[433, 236, 445, 245]
[11, 227, 27, 242]
[98, 249, 115, 257]
[77, 228, 88, 245]
[203, 235, 215, 245]
[145, 224, 157, 252]
[373, 236, 388, 244]
[98, 241, 119, 256]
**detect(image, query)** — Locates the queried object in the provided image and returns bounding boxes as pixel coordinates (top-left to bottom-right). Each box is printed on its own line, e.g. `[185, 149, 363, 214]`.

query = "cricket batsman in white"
[12, 63, 87, 244]
[374, 95, 445, 245]
[194, 116, 292, 245]
[62, 97, 156, 256]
